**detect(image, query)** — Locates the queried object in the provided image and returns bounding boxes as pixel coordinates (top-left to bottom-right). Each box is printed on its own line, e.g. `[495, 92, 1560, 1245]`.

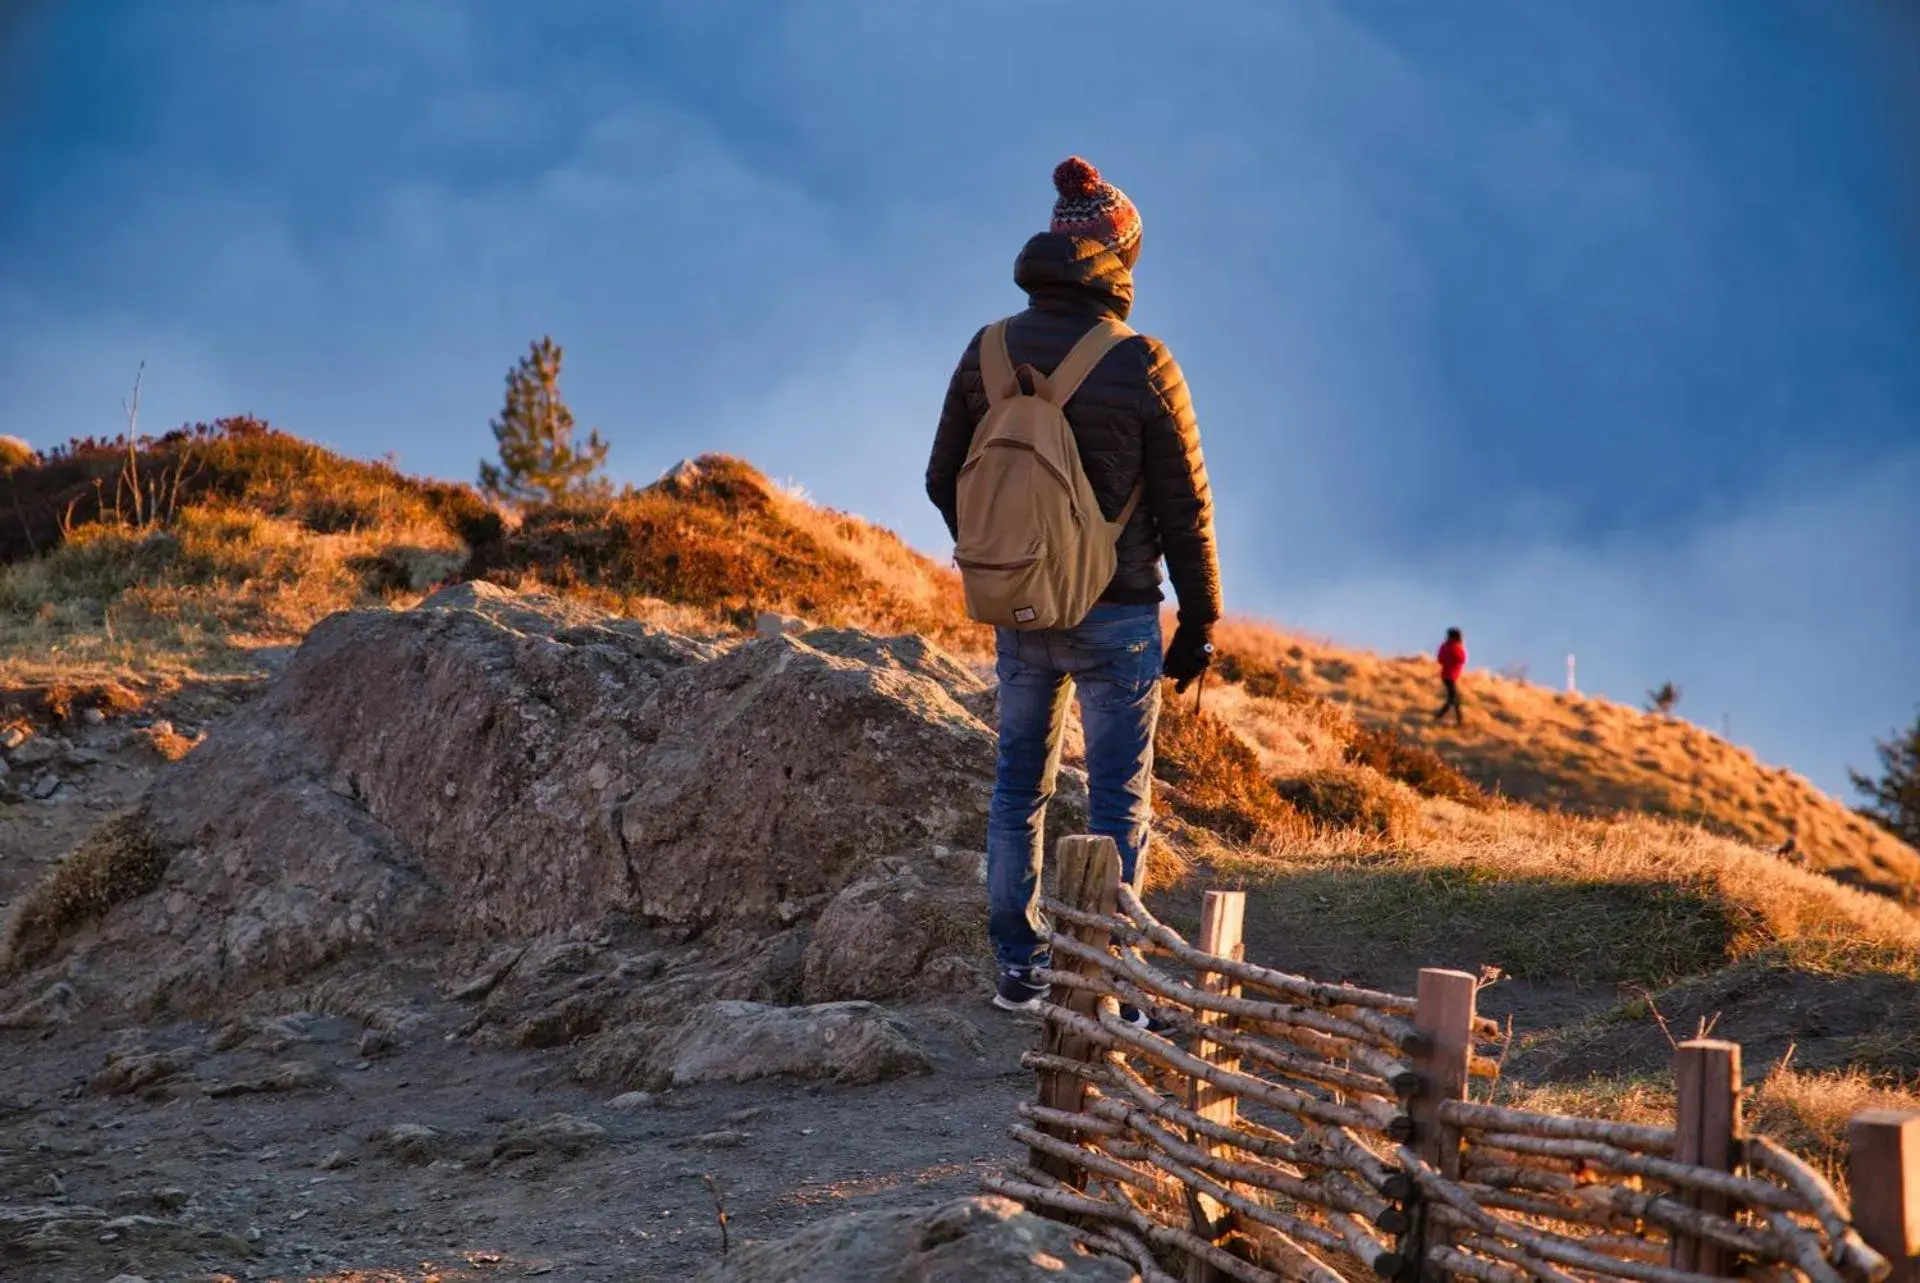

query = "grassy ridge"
[473, 455, 969, 644]
[1212, 621, 1920, 901]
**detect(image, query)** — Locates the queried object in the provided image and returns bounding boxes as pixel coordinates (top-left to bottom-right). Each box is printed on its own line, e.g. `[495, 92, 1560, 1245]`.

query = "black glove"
[1163, 616, 1215, 694]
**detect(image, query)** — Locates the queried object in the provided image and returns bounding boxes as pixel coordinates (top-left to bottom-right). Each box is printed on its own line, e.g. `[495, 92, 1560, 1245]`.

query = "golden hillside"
[0, 426, 967, 689]
[3, 422, 1915, 998]
[1210, 621, 1920, 901]
[12, 421, 1920, 1178]
[4, 423, 1910, 903]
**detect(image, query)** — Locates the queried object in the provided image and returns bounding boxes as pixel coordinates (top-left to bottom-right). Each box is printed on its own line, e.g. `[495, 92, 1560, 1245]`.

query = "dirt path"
[2, 990, 1041, 1283]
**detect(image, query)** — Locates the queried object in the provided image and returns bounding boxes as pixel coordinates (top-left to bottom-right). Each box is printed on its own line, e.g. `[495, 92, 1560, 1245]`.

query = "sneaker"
[992, 966, 1049, 1013]
[1119, 1004, 1173, 1035]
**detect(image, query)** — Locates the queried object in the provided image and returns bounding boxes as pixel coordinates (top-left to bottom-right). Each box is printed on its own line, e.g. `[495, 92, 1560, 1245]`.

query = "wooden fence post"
[1669, 1039, 1742, 1276]
[1032, 834, 1122, 1187]
[1186, 889, 1247, 1283]
[1412, 968, 1477, 1281]
[1413, 969, 1478, 1178]
[1850, 1109, 1920, 1283]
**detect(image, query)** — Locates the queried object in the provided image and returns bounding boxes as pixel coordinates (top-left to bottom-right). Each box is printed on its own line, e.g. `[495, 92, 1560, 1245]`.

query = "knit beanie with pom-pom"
[1049, 157, 1142, 259]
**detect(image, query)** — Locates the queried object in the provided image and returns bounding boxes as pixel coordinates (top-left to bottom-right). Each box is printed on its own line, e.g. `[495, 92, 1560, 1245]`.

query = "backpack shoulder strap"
[1045, 319, 1134, 408]
[979, 321, 1018, 405]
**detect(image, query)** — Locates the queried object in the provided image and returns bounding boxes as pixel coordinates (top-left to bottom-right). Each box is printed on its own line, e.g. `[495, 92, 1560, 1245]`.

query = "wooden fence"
[982, 836, 1920, 1283]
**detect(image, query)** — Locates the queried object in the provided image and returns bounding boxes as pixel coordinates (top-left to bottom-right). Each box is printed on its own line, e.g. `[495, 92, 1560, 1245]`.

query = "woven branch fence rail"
[983, 836, 1920, 1283]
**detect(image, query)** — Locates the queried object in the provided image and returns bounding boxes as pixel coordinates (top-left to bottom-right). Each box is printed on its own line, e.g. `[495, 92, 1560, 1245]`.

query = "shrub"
[0, 524, 180, 607]
[2, 810, 166, 972]
[39, 680, 144, 724]
[1273, 766, 1419, 842]
[1343, 723, 1490, 808]
[1154, 697, 1307, 845]
[0, 418, 497, 568]
[483, 454, 967, 640]
[347, 546, 467, 595]
[1213, 650, 1312, 705]
[0, 436, 32, 471]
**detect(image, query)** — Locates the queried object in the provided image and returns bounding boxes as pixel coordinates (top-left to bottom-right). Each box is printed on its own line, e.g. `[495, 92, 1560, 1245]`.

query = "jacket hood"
[1013, 233, 1134, 321]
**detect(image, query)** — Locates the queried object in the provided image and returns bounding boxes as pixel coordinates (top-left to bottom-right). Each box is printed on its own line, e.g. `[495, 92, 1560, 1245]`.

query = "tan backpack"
[954, 317, 1141, 630]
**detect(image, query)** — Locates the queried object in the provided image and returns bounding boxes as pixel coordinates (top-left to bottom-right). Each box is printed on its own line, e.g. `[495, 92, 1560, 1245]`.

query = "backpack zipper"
[976, 439, 1075, 495]
[954, 555, 1040, 572]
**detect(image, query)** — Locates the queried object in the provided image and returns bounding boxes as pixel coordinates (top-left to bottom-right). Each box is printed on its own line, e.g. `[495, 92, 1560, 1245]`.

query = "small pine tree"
[1851, 709, 1920, 848]
[478, 337, 611, 505]
[1646, 682, 1681, 715]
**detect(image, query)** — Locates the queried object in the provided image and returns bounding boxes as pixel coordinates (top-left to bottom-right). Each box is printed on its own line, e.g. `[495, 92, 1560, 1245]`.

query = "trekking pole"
[1192, 644, 1213, 714]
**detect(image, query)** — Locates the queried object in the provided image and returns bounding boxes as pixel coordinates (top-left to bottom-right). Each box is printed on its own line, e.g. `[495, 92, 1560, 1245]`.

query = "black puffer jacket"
[925, 233, 1223, 622]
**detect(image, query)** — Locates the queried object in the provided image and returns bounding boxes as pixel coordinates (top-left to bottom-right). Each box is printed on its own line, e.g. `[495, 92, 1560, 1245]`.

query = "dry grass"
[1216, 800, 1920, 986]
[1, 810, 165, 972]
[1271, 766, 1420, 843]
[776, 487, 976, 648]
[0, 504, 466, 686]
[1208, 645, 1488, 808]
[142, 719, 201, 762]
[1493, 1061, 1920, 1196]
[477, 455, 979, 649]
[1749, 1062, 1920, 1190]
[0, 417, 498, 563]
[1187, 643, 1920, 986]
[1210, 619, 1920, 900]
[0, 422, 485, 687]
[0, 441, 976, 690]
[1491, 1073, 1677, 1127]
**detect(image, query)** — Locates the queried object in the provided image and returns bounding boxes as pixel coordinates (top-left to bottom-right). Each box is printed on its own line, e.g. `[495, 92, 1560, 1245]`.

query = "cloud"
[1258, 449, 1920, 796]
[0, 0, 1913, 798]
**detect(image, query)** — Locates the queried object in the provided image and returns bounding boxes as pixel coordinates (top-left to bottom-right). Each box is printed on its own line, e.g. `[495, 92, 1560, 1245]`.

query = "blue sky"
[2, 1, 1915, 797]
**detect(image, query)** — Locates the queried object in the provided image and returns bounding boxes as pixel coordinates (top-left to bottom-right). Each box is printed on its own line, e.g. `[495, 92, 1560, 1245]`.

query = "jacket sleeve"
[1138, 338, 1224, 624]
[925, 328, 985, 541]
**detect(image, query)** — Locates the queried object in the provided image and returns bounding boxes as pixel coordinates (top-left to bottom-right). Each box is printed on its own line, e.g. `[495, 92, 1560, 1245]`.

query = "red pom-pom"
[1053, 156, 1103, 197]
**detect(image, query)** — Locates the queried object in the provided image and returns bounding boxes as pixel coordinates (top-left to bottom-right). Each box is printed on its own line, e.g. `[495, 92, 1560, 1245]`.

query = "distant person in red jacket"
[1434, 628, 1466, 725]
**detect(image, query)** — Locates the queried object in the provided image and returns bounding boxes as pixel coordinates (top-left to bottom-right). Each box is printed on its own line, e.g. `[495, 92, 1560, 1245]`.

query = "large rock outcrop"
[802, 850, 989, 1004]
[29, 583, 1004, 1014]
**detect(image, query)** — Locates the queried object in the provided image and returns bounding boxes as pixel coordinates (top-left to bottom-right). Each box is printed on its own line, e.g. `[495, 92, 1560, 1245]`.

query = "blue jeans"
[988, 602, 1163, 972]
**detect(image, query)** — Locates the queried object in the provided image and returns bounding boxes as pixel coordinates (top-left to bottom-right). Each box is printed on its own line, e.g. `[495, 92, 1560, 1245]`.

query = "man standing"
[1435, 627, 1467, 726]
[926, 157, 1222, 1014]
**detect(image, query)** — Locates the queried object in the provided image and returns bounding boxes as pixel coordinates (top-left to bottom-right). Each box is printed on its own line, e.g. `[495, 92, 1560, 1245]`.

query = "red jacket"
[1438, 639, 1467, 682]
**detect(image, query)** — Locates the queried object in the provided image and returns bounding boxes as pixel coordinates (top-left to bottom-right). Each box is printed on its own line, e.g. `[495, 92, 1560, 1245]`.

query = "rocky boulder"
[696, 1194, 1139, 1282]
[574, 999, 933, 1089]
[24, 583, 1001, 1013]
[802, 850, 991, 1004]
